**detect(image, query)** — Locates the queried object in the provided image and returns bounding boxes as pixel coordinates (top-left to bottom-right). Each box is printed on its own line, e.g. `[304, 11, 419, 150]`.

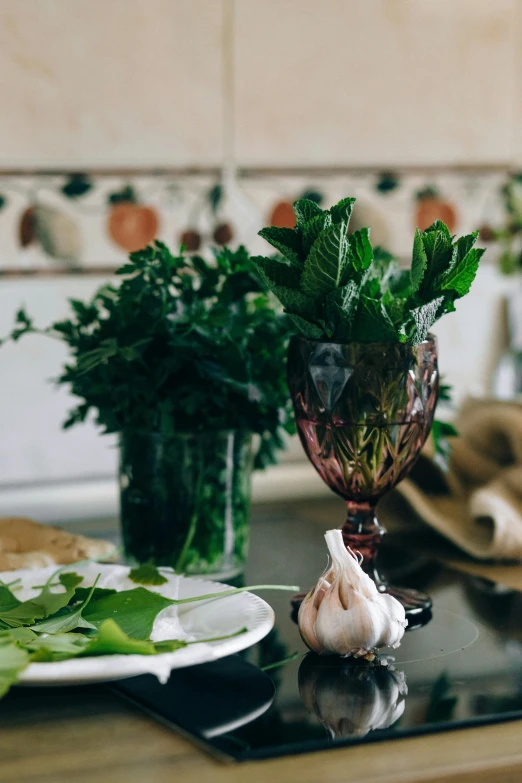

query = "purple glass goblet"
[287, 335, 439, 618]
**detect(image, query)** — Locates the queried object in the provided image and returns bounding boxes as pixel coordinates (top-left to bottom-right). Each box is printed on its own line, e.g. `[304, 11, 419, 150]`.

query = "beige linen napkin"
[382, 399, 522, 560]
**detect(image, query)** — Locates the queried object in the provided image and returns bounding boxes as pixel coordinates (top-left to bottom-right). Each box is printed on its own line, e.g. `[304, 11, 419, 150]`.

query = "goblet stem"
[341, 500, 432, 622]
[341, 501, 386, 587]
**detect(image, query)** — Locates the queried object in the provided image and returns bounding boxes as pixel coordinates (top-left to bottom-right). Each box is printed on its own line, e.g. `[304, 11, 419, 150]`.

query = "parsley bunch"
[253, 196, 485, 343]
[7, 242, 294, 468]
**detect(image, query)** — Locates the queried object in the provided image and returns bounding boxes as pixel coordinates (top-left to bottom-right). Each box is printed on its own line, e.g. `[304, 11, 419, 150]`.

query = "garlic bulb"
[299, 654, 407, 738]
[298, 529, 407, 656]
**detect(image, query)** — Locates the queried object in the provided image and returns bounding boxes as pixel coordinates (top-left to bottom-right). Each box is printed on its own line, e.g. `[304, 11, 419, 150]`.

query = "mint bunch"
[253, 197, 485, 344]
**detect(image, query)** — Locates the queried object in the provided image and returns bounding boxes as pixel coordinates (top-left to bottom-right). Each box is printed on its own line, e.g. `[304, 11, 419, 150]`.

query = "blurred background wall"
[0, 0, 520, 518]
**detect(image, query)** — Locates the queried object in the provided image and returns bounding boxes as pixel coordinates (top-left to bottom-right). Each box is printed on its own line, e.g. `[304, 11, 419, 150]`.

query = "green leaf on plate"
[129, 563, 168, 587]
[81, 587, 175, 640]
[81, 619, 160, 657]
[58, 572, 84, 591]
[30, 576, 100, 634]
[0, 640, 29, 699]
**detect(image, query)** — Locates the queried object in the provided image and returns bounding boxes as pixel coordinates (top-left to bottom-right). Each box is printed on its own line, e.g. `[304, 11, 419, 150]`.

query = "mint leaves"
[254, 199, 485, 344]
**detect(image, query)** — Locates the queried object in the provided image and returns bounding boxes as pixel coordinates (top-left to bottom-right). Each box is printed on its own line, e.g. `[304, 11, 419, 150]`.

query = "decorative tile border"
[0, 167, 511, 275]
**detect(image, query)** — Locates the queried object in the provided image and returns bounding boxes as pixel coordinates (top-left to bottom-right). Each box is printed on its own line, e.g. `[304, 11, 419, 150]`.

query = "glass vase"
[287, 335, 438, 618]
[119, 430, 253, 579]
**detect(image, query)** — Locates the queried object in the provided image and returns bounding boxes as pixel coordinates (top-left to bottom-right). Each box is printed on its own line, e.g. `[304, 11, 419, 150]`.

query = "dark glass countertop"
[111, 500, 522, 760]
[4, 499, 522, 764]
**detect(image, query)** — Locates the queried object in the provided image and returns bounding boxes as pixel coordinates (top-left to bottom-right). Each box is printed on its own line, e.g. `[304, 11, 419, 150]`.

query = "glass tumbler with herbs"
[4, 243, 294, 579]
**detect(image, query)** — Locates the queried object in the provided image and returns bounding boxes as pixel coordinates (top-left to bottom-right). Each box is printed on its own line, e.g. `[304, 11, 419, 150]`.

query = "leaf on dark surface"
[300, 222, 350, 296]
[258, 227, 302, 266]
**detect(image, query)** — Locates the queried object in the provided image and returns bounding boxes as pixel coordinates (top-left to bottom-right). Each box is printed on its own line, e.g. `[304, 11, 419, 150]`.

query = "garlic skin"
[298, 529, 407, 656]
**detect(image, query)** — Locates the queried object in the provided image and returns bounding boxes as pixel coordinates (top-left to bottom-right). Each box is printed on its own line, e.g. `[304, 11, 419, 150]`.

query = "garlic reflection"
[299, 654, 407, 738]
[298, 529, 407, 656]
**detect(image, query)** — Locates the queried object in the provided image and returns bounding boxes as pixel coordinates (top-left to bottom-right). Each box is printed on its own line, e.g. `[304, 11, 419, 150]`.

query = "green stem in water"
[174, 445, 205, 574]
[173, 584, 299, 606]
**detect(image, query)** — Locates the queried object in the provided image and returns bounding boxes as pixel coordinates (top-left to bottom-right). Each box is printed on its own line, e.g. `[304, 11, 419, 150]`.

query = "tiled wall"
[0, 0, 521, 490]
[0, 0, 519, 167]
[0, 168, 508, 272]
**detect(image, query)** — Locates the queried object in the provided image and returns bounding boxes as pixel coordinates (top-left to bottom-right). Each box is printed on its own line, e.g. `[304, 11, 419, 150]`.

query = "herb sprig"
[253, 197, 485, 344]
[4, 243, 294, 468]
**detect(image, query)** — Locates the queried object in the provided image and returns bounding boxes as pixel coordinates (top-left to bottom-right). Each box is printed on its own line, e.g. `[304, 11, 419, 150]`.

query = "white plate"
[0, 564, 274, 686]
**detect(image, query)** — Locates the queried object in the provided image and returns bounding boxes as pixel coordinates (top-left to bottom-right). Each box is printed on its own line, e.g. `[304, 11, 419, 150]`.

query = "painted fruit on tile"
[19, 207, 36, 247]
[33, 205, 82, 264]
[180, 229, 202, 251]
[108, 203, 159, 252]
[213, 222, 234, 245]
[415, 189, 457, 233]
[269, 200, 296, 229]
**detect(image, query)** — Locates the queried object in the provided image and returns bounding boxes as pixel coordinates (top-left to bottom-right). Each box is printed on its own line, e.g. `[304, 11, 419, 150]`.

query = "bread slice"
[0, 517, 117, 571]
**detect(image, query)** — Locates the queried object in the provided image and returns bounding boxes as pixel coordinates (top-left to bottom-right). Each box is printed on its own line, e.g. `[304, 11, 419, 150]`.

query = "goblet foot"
[377, 585, 432, 628]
